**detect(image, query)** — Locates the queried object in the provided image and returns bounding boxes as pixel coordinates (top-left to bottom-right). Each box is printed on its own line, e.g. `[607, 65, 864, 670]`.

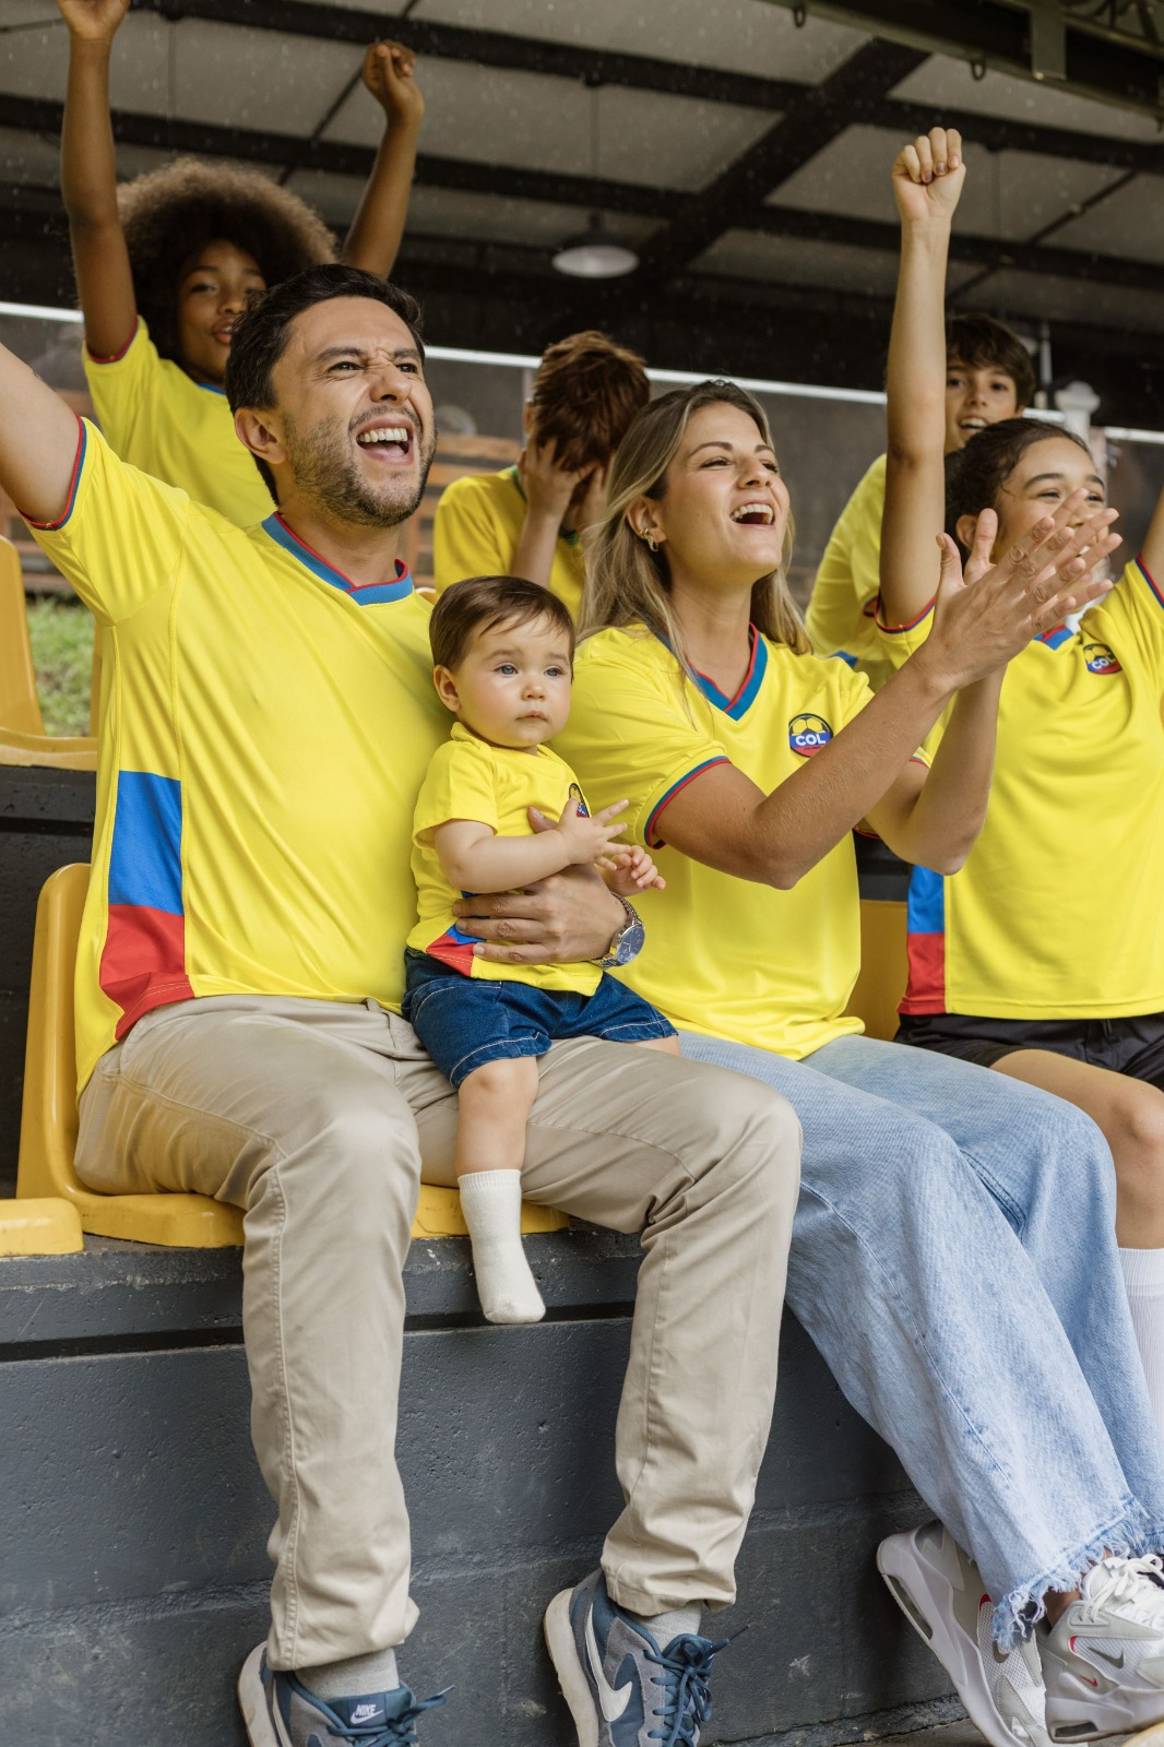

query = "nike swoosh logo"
[584, 1608, 634, 1723]
[1089, 1648, 1125, 1669]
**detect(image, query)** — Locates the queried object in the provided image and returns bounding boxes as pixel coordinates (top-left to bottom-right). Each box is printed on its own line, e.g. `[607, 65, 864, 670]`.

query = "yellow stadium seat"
[0, 534, 98, 768]
[0, 727, 97, 771]
[18, 864, 566, 1247]
[0, 1196, 83, 1256]
[847, 900, 908, 1041]
[0, 535, 45, 737]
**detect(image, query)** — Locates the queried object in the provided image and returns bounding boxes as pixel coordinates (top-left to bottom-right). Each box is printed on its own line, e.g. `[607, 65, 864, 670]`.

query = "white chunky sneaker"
[879, 1524, 1051, 1747]
[1040, 1556, 1164, 1743]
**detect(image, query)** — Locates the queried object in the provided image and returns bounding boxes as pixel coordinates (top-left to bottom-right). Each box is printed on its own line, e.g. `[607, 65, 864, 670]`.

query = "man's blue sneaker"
[238, 1645, 447, 1746]
[544, 1569, 730, 1746]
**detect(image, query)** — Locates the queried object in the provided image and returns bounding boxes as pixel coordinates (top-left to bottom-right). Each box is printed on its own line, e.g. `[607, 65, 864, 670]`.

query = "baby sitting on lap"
[404, 575, 677, 1323]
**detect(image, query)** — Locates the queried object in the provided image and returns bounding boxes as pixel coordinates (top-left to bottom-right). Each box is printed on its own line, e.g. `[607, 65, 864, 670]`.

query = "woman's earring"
[642, 529, 659, 552]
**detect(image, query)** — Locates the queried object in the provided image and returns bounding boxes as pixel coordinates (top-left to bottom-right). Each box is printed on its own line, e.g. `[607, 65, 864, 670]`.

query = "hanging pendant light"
[553, 212, 638, 278]
[552, 85, 639, 279]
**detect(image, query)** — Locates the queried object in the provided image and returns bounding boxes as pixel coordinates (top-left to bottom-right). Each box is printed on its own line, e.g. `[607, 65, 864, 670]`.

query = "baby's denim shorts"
[402, 947, 675, 1088]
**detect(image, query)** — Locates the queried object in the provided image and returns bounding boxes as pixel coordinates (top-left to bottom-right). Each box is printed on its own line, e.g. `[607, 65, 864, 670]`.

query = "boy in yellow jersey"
[405, 576, 674, 1323]
[57, 0, 425, 525]
[806, 312, 1035, 668]
[3, 264, 801, 1747]
[433, 331, 648, 619]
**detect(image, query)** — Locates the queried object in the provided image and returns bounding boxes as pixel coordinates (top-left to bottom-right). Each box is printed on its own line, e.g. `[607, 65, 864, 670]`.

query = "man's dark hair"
[946, 313, 1036, 409]
[226, 264, 426, 499]
[429, 576, 576, 672]
[945, 416, 1094, 557]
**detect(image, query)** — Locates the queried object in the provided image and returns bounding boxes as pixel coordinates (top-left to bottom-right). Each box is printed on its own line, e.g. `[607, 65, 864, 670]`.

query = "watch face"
[615, 915, 646, 965]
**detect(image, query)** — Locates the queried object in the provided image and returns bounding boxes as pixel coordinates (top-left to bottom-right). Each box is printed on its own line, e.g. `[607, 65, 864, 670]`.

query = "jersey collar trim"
[688, 626, 768, 719]
[262, 513, 414, 605]
[1034, 623, 1074, 650]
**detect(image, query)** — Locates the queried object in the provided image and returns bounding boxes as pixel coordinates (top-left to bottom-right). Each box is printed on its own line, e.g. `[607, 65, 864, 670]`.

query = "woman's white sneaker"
[878, 1524, 1051, 1747]
[1041, 1556, 1164, 1742]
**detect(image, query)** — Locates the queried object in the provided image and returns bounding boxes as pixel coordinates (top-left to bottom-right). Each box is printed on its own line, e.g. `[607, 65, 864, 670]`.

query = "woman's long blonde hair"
[582, 380, 807, 665]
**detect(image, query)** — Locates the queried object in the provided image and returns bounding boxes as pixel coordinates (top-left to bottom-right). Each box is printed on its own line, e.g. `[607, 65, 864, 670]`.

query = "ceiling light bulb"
[552, 213, 638, 279]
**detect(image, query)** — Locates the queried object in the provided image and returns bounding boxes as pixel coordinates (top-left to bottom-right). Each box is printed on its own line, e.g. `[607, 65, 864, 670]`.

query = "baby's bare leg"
[635, 1036, 681, 1054]
[456, 1056, 544, 1324]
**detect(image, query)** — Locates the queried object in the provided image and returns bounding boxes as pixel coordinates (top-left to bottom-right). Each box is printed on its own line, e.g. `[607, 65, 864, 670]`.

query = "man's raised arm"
[0, 345, 85, 526]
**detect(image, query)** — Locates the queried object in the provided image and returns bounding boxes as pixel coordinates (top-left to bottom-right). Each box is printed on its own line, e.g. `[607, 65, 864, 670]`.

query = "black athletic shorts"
[895, 1010, 1164, 1088]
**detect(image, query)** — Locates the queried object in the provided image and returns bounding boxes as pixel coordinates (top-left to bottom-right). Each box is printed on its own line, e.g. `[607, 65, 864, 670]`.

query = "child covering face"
[404, 576, 678, 1322]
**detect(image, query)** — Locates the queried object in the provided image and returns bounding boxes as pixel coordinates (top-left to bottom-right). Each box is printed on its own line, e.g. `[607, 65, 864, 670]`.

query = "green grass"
[26, 598, 95, 737]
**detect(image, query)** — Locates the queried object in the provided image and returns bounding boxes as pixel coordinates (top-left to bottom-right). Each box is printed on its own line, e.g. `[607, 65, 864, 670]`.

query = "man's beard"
[284, 412, 436, 528]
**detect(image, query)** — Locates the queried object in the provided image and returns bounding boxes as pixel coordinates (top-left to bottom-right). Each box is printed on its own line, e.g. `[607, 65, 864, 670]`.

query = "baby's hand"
[553, 797, 628, 866]
[602, 846, 666, 894]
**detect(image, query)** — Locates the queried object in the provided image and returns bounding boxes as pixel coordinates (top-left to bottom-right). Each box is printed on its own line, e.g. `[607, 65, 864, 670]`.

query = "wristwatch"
[598, 895, 646, 969]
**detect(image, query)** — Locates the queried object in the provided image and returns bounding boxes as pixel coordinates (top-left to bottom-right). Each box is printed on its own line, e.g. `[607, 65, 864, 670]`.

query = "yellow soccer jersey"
[876, 558, 1164, 1019]
[560, 625, 874, 1059]
[408, 723, 601, 996]
[806, 453, 886, 664]
[432, 468, 586, 621]
[84, 318, 273, 526]
[25, 420, 444, 1091]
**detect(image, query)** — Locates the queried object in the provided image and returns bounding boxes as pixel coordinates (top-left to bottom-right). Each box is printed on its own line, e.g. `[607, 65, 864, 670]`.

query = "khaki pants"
[76, 995, 800, 1670]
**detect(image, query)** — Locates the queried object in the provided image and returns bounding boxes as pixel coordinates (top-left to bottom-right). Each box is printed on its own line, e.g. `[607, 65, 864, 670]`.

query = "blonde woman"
[538, 377, 1164, 1747]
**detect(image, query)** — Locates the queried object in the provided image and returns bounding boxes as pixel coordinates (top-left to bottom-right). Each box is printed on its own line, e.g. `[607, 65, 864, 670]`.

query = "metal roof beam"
[627, 37, 927, 283]
[2, 92, 1156, 297]
[757, 0, 1164, 122]
[0, 94, 682, 219]
[755, 202, 1164, 293]
[138, 0, 802, 112]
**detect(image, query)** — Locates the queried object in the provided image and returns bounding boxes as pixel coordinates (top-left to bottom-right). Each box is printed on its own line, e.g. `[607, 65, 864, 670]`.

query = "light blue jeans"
[680, 1030, 1164, 1646]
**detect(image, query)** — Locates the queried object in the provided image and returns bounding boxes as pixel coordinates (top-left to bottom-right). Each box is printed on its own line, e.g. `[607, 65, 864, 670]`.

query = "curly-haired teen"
[433, 330, 649, 619]
[57, 0, 425, 525]
[806, 311, 1035, 670]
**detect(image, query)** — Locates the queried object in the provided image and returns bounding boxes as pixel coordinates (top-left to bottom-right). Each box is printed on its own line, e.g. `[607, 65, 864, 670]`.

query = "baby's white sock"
[459, 1169, 545, 1324]
[1121, 1246, 1164, 1442]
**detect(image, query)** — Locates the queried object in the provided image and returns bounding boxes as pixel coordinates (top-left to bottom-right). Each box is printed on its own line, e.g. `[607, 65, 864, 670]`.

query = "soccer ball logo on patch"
[788, 713, 834, 756]
[1082, 641, 1121, 675]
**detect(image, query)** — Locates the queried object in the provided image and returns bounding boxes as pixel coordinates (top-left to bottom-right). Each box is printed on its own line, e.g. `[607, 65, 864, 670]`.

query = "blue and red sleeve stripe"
[645, 757, 730, 847]
[22, 417, 87, 532]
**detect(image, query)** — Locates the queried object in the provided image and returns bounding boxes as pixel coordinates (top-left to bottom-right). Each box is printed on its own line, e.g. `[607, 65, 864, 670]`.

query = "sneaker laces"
[1077, 1556, 1164, 1626]
[645, 1630, 737, 1747]
[337, 1688, 449, 1746]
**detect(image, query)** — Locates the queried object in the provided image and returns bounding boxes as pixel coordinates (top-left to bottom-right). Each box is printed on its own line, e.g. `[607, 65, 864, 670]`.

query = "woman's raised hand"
[919, 492, 1121, 693]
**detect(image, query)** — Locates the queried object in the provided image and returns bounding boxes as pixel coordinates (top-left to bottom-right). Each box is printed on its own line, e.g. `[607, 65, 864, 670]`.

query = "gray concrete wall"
[0, 1232, 950, 1747]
